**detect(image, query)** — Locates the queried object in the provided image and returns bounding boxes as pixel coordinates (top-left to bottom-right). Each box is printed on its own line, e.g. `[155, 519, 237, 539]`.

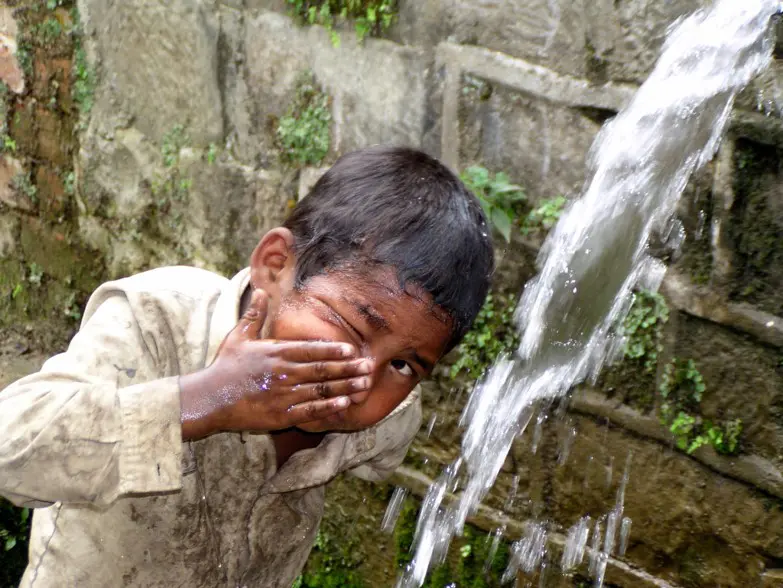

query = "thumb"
[236, 288, 269, 341]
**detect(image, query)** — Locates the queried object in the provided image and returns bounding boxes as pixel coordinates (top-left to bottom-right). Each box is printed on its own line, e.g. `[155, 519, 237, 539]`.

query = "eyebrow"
[344, 296, 436, 373]
[408, 350, 434, 373]
[349, 299, 391, 332]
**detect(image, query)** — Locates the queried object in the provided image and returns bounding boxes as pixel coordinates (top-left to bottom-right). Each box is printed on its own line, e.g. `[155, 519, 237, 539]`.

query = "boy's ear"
[249, 228, 297, 295]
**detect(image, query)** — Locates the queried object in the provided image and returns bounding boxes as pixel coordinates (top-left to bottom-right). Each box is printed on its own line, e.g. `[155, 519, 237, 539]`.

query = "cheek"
[349, 372, 412, 428]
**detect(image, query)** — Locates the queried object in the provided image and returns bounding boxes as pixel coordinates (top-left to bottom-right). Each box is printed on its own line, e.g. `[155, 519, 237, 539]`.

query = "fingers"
[284, 357, 374, 385]
[270, 340, 357, 362]
[285, 395, 351, 424]
[286, 374, 372, 403]
[236, 289, 268, 341]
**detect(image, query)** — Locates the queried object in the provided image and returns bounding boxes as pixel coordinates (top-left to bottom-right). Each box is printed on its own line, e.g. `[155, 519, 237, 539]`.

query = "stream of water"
[395, 1, 781, 585]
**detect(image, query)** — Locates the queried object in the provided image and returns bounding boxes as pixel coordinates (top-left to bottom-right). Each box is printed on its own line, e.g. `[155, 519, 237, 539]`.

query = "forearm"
[179, 369, 225, 441]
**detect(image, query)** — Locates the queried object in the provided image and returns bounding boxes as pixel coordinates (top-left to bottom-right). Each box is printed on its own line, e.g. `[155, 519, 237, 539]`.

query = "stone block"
[725, 138, 783, 317]
[394, 0, 589, 80]
[0, 214, 19, 259]
[673, 313, 783, 466]
[244, 13, 432, 156]
[583, 0, 701, 83]
[458, 78, 604, 201]
[80, 0, 223, 146]
[0, 156, 31, 212]
[0, 6, 24, 94]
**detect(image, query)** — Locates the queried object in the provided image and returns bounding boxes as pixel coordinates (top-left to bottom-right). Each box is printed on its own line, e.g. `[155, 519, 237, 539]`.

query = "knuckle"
[315, 382, 328, 398]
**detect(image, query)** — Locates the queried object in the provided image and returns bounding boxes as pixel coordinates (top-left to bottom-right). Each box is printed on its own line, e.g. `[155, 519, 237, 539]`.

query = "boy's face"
[250, 229, 452, 433]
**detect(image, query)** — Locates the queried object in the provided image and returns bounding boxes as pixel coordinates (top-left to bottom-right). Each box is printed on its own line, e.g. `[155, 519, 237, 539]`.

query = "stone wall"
[1, 1, 782, 587]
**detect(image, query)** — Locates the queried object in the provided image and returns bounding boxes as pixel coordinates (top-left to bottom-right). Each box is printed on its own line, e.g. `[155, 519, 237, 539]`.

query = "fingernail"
[354, 376, 371, 390]
[335, 396, 350, 408]
[341, 344, 355, 357]
[357, 359, 373, 374]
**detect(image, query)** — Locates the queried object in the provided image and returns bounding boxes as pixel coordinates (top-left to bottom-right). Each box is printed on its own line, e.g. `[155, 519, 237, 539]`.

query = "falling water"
[398, 1, 780, 586]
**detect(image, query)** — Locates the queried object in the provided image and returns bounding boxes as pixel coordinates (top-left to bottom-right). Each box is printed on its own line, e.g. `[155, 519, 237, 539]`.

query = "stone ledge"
[662, 270, 783, 348]
[436, 42, 637, 112]
[570, 388, 783, 500]
[729, 109, 783, 145]
[390, 466, 681, 588]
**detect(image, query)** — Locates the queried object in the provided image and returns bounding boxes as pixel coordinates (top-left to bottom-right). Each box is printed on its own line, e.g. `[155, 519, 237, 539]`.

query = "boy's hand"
[179, 289, 373, 440]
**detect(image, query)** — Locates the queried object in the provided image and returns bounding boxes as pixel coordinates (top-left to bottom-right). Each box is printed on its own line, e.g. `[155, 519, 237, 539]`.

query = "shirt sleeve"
[0, 291, 183, 508]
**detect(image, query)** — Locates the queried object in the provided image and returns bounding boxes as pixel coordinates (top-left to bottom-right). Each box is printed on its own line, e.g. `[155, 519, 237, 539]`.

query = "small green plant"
[449, 292, 520, 382]
[277, 72, 331, 166]
[152, 124, 192, 208]
[11, 283, 23, 300]
[295, 531, 365, 588]
[73, 44, 95, 118]
[63, 291, 82, 322]
[0, 498, 30, 586]
[63, 171, 75, 195]
[206, 143, 219, 165]
[32, 17, 63, 46]
[460, 166, 526, 242]
[287, 0, 397, 46]
[659, 359, 742, 456]
[12, 172, 38, 203]
[1, 135, 16, 153]
[620, 290, 669, 372]
[27, 263, 44, 287]
[520, 195, 567, 236]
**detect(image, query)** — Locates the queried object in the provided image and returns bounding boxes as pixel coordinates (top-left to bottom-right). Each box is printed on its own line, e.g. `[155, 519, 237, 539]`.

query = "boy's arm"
[0, 291, 182, 508]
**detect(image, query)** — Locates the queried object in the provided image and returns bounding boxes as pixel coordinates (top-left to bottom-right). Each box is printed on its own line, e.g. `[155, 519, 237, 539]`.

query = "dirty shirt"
[0, 266, 422, 588]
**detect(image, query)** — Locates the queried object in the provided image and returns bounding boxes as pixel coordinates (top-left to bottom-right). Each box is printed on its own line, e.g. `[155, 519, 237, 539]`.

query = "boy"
[0, 146, 494, 587]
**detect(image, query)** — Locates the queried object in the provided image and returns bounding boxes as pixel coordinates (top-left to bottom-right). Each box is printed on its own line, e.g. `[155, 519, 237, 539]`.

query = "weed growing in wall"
[460, 166, 526, 242]
[520, 195, 567, 236]
[293, 531, 364, 588]
[287, 0, 397, 46]
[277, 71, 331, 166]
[12, 172, 38, 204]
[449, 292, 520, 383]
[659, 358, 742, 455]
[620, 290, 669, 372]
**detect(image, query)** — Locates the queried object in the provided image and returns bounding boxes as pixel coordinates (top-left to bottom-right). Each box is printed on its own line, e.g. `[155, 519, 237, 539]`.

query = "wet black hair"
[284, 145, 495, 350]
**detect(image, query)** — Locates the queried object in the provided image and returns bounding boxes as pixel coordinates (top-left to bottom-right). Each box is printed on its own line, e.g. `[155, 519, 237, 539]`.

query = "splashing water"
[398, 1, 780, 585]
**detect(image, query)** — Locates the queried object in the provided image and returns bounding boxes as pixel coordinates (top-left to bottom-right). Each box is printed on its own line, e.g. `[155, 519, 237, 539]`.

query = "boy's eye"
[391, 359, 414, 377]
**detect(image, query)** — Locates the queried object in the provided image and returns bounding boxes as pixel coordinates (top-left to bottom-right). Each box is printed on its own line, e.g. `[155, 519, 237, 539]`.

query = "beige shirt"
[0, 266, 421, 587]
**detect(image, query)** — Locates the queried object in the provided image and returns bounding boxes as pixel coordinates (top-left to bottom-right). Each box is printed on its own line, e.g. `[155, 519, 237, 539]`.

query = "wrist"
[179, 369, 226, 441]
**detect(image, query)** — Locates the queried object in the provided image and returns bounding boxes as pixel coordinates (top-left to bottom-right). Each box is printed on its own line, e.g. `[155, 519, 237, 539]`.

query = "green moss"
[287, 0, 397, 46]
[277, 71, 331, 166]
[391, 496, 510, 587]
[448, 291, 520, 384]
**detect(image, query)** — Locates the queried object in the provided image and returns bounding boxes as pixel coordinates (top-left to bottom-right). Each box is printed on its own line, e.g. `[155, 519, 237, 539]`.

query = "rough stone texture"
[80, 0, 223, 146]
[0, 6, 24, 94]
[0, 156, 31, 211]
[394, 0, 701, 84]
[458, 78, 605, 201]
[244, 13, 432, 156]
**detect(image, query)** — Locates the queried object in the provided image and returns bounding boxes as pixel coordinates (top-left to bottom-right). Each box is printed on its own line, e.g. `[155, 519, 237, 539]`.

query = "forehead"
[307, 265, 453, 351]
